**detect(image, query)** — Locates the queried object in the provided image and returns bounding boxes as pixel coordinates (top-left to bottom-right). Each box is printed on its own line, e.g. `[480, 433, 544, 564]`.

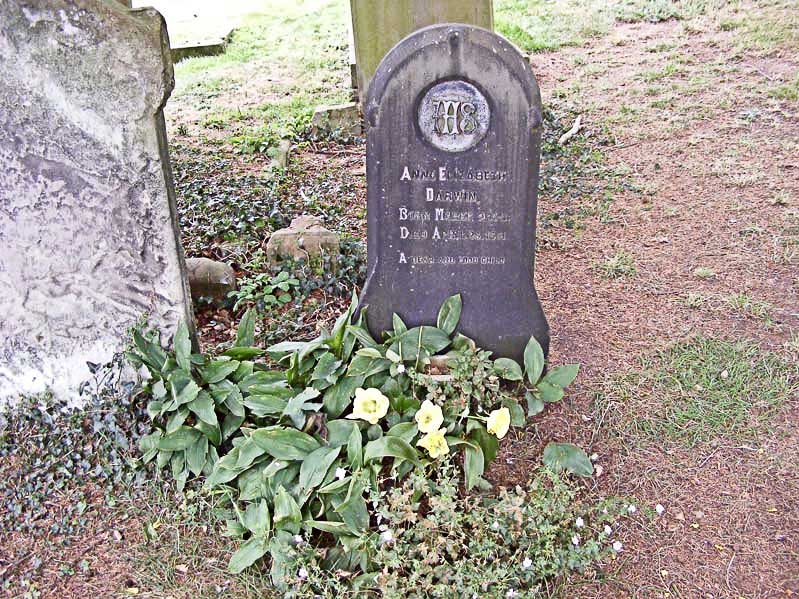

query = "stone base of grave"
[311, 103, 363, 138]
[186, 258, 236, 301]
[266, 216, 340, 266]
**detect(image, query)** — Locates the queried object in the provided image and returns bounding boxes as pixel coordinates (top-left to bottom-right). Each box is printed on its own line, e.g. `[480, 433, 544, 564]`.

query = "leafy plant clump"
[229, 270, 300, 312]
[129, 294, 592, 589]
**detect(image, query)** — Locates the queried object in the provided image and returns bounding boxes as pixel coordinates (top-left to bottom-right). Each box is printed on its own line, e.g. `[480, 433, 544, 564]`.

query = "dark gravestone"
[360, 24, 549, 361]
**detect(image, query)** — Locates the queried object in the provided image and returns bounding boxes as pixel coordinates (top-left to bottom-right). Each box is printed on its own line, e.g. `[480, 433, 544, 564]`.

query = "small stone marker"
[266, 216, 340, 266]
[0, 0, 194, 402]
[359, 24, 549, 361]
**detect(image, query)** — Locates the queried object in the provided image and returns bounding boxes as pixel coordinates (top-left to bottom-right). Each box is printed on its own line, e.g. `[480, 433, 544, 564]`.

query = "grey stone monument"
[359, 24, 549, 361]
[0, 0, 194, 403]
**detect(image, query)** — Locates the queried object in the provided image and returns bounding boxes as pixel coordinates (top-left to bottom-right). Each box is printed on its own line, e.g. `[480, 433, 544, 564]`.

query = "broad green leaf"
[274, 487, 302, 533]
[235, 308, 256, 347]
[242, 499, 271, 536]
[390, 326, 450, 361]
[345, 324, 378, 349]
[251, 427, 320, 460]
[186, 435, 208, 476]
[493, 357, 524, 381]
[323, 376, 363, 418]
[189, 391, 218, 427]
[169, 371, 200, 407]
[505, 400, 526, 426]
[466, 421, 498, 468]
[166, 407, 189, 433]
[346, 355, 391, 378]
[436, 293, 462, 335]
[299, 446, 341, 491]
[363, 436, 420, 465]
[194, 419, 221, 446]
[222, 347, 264, 360]
[132, 329, 166, 372]
[355, 347, 382, 359]
[386, 421, 418, 444]
[224, 388, 245, 417]
[228, 536, 268, 574]
[138, 431, 161, 454]
[392, 313, 407, 335]
[463, 443, 485, 490]
[334, 484, 369, 534]
[174, 320, 192, 372]
[221, 412, 245, 441]
[312, 352, 342, 383]
[347, 424, 363, 469]
[537, 380, 565, 403]
[157, 426, 200, 451]
[451, 333, 476, 352]
[238, 371, 287, 393]
[307, 520, 349, 534]
[326, 419, 360, 448]
[235, 437, 266, 469]
[200, 360, 240, 384]
[543, 364, 580, 389]
[542, 442, 594, 477]
[523, 336, 545, 385]
[283, 387, 322, 429]
[526, 390, 545, 416]
[266, 340, 310, 359]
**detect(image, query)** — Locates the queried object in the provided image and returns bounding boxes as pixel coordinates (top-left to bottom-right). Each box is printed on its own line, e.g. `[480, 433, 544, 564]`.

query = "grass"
[768, 74, 799, 102]
[596, 251, 637, 279]
[725, 292, 773, 323]
[603, 337, 798, 447]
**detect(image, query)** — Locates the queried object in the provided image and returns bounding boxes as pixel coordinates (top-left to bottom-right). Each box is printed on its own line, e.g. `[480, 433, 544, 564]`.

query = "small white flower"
[380, 529, 394, 544]
[612, 540, 623, 552]
[506, 590, 518, 598]
[293, 534, 303, 545]
[656, 503, 665, 515]
[522, 557, 533, 569]
[298, 567, 309, 580]
[492, 521, 500, 530]
[335, 467, 347, 480]
[572, 534, 580, 546]
[627, 504, 637, 514]
[590, 452, 599, 462]
[396, 364, 406, 374]
[575, 517, 585, 528]
[604, 525, 613, 535]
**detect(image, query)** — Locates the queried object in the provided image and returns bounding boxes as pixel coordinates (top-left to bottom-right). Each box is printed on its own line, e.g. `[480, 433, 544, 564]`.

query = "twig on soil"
[558, 115, 583, 145]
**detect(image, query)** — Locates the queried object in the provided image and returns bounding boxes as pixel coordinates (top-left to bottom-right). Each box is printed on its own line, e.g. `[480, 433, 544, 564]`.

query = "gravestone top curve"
[360, 24, 549, 362]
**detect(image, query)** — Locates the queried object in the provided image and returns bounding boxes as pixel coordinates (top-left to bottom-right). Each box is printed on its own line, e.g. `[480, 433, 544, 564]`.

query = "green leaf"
[493, 357, 524, 381]
[392, 313, 407, 335]
[238, 371, 287, 393]
[222, 347, 264, 360]
[221, 413, 244, 442]
[274, 487, 302, 534]
[326, 419, 359, 448]
[390, 326, 451, 361]
[523, 336, 545, 385]
[166, 407, 189, 433]
[463, 443, 485, 490]
[526, 390, 545, 416]
[157, 426, 201, 451]
[200, 360, 240, 384]
[299, 446, 341, 491]
[542, 442, 594, 477]
[537, 380, 565, 403]
[169, 371, 200, 408]
[242, 499, 271, 536]
[174, 320, 192, 373]
[185, 435, 208, 476]
[283, 387, 322, 428]
[195, 419, 222, 446]
[323, 376, 363, 418]
[436, 293, 462, 335]
[189, 391, 218, 427]
[307, 520, 349, 534]
[363, 436, 420, 465]
[266, 340, 309, 359]
[235, 308, 256, 347]
[543, 364, 580, 388]
[506, 400, 526, 427]
[347, 425, 363, 469]
[229, 536, 268, 574]
[311, 353, 342, 386]
[334, 481, 369, 534]
[467, 422, 498, 468]
[386, 421, 418, 444]
[132, 329, 166, 372]
[235, 437, 266, 469]
[251, 427, 321, 460]
[346, 355, 391, 378]
[345, 324, 378, 349]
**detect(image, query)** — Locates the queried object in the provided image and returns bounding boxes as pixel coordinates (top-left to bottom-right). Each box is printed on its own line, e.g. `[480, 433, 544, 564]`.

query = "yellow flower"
[486, 407, 511, 439]
[416, 428, 450, 459]
[346, 387, 389, 425]
[414, 400, 444, 434]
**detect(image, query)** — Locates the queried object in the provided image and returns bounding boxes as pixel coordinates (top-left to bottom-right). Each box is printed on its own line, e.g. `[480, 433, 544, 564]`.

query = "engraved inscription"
[417, 80, 490, 153]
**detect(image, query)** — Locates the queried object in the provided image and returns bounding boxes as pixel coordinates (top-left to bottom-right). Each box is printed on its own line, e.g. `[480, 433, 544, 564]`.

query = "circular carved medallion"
[417, 80, 490, 153]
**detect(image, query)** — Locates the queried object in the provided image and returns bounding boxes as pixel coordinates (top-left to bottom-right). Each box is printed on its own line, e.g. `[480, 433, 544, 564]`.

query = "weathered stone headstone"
[349, 0, 494, 101]
[0, 0, 194, 402]
[359, 24, 549, 361]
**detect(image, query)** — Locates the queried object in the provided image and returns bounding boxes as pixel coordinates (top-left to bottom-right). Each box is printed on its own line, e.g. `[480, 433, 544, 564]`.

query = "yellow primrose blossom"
[346, 387, 389, 425]
[414, 400, 444, 434]
[417, 428, 449, 459]
[486, 407, 511, 439]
